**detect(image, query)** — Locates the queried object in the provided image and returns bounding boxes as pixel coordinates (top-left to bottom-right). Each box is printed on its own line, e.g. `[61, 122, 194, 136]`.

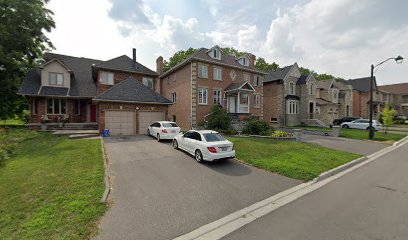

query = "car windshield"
[162, 123, 178, 127]
[203, 133, 226, 142]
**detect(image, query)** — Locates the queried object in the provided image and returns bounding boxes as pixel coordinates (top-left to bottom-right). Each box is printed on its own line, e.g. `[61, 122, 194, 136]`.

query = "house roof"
[94, 77, 172, 104]
[346, 77, 377, 93]
[224, 82, 255, 92]
[18, 69, 41, 95]
[378, 83, 408, 94]
[263, 65, 293, 83]
[317, 79, 334, 89]
[297, 75, 309, 85]
[316, 98, 338, 105]
[160, 47, 266, 78]
[94, 55, 157, 76]
[39, 86, 69, 96]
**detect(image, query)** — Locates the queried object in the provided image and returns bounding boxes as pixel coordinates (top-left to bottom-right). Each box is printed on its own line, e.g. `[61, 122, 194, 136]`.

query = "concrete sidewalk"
[301, 134, 388, 156]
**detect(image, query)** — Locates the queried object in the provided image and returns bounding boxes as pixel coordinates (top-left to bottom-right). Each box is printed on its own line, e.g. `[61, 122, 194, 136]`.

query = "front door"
[90, 104, 97, 122]
[228, 96, 236, 113]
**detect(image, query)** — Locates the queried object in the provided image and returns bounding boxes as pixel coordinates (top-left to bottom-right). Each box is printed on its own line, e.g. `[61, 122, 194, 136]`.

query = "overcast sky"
[46, 0, 408, 85]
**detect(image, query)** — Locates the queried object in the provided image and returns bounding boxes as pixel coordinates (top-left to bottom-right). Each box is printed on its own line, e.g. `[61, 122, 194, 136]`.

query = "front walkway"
[301, 134, 388, 156]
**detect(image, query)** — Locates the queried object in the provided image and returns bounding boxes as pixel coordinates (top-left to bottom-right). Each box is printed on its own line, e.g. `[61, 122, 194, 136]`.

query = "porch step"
[69, 133, 100, 139]
[53, 130, 99, 136]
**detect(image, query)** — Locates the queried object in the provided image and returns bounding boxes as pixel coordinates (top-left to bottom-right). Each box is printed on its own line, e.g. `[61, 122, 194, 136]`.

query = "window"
[230, 70, 237, 81]
[309, 83, 315, 95]
[213, 67, 222, 80]
[191, 132, 202, 141]
[243, 73, 250, 82]
[171, 92, 177, 103]
[143, 77, 154, 89]
[289, 82, 295, 95]
[198, 88, 208, 105]
[198, 65, 208, 78]
[332, 89, 338, 102]
[74, 100, 81, 115]
[213, 89, 222, 106]
[243, 58, 247, 66]
[100, 71, 114, 85]
[203, 133, 226, 142]
[33, 98, 38, 114]
[211, 49, 221, 60]
[49, 72, 64, 86]
[286, 100, 299, 114]
[253, 75, 261, 86]
[270, 117, 278, 122]
[47, 98, 66, 114]
[254, 94, 260, 108]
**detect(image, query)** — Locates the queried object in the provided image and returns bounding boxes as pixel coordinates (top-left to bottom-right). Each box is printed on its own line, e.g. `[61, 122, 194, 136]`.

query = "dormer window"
[143, 77, 154, 89]
[211, 49, 221, 60]
[243, 58, 246, 66]
[49, 72, 64, 86]
[238, 56, 249, 67]
[100, 71, 114, 85]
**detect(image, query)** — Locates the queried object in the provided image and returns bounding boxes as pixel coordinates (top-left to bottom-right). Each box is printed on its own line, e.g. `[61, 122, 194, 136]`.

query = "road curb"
[100, 137, 111, 203]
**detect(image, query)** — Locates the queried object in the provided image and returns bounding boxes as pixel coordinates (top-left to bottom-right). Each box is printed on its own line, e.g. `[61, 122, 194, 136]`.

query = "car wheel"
[157, 134, 161, 142]
[195, 150, 203, 163]
[147, 129, 150, 136]
[172, 139, 178, 149]
[342, 125, 349, 129]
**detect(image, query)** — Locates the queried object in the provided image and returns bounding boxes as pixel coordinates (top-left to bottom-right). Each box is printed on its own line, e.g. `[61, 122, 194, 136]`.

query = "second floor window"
[143, 77, 154, 89]
[289, 82, 295, 95]
[198, 88, 208, 105]
[49, 72, 64, 86]
[309, 83, 315, 95]
[100, 71, 114, 85]
[198, 65, 208, 78]
[243, 73, 250, 82]
[171, 92, 176, 103]
[332, 89, 338, 102]
[213, 67, 222, 80]
[253, 75, 261, 86]
[213, 89, 222, 105]
[254, 94, 260, 108]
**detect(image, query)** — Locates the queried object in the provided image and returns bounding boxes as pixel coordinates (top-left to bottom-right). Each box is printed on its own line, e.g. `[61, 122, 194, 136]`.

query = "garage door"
[105, 111, 135, 135]
[139, 111, 165, 134]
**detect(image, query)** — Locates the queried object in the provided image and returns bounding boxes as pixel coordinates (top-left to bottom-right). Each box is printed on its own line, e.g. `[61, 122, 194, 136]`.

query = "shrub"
[242, 117, 271, 135]
[207, 105, 231, 131]
[271, 130, 289, 138]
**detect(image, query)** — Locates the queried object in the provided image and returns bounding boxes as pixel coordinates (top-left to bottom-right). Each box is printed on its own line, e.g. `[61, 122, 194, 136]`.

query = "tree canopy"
[0, 0, 55, 119]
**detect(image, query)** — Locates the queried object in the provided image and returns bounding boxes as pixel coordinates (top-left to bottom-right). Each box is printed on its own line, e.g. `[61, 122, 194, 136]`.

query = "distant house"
[346, 77, 383, 119]
[378, 83, 408, 116]
[157, 45, 267, 130]
[18, 49, 172, 135]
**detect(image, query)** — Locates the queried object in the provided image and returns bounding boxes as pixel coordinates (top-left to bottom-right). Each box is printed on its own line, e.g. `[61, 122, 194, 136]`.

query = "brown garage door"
[138, 111, 165, 134]
[105, 111, 136, 135]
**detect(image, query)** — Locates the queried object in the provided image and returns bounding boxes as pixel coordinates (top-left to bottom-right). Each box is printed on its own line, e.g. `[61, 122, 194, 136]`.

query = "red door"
[90, 105, 97, 122]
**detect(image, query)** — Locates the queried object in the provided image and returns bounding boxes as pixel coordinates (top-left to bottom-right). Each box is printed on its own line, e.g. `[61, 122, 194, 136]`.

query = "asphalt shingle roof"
[297, 75, 309, 85]
[346, 77, 377, 93]
[95, 55, 157, 76]
[39, 86, 69, 96]
[378, 83, 408, 94]
[317, 79, 334, 89]
[263, 65, 293, 83]
[94, 77, 172, 104]
[17, 69, 41, 95]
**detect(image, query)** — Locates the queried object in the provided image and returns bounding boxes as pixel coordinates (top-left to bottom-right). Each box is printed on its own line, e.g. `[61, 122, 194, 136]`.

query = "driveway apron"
[95, 135, 300, 240]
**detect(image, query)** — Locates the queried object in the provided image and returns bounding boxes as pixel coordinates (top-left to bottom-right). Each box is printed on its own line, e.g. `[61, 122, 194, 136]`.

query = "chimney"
[132, 48, 137, 69]
[156, 56, 164, 75]
[249, 54, 256, 68]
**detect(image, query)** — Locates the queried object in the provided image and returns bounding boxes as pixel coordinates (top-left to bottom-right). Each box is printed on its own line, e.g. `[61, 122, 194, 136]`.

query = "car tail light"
[207, 147, 217, 153]
[162, 129, 168, 134]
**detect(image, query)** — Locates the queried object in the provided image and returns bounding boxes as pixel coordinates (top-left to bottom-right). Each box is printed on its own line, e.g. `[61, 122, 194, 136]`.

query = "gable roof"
[317, 79, 335, 89]
[378, 83, 408, 94]
[297, 74, 309, 85]
[263, 65, 293, 83]
[346, 77, 377, 93]
[160, 47, 266, 78]
[94, 77, 172, 104]
[94, 55, 157, 76]
[224, 81, 256, 92]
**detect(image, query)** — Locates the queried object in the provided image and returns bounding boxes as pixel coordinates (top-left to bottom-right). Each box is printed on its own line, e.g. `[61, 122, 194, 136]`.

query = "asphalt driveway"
[95, 135, 300, 240]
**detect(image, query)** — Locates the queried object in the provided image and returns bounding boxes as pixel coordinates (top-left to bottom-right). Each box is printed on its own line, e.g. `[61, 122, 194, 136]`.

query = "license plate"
[171, 130, 176, 133]
[220, 147, 228, 151]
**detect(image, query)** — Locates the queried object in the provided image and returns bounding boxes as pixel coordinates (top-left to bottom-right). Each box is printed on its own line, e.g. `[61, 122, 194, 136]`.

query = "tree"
[255, 57, 279, 71]
[207, 105, 231, 131]
[163, 47, 196, 72]
[0, 0, 55, 120]
[381, 103, 396, 134]
[221, 47, 247, 58]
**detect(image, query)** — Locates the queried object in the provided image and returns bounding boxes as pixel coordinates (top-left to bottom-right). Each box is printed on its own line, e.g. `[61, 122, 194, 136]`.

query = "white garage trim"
[138, 111, 165, 135]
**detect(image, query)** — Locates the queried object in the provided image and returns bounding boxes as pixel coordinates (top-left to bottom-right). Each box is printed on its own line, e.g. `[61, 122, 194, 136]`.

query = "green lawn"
[286, 126, 332, 132]
[0, 129, 106, 240]
[0, 119, 25, 126]
[339, 128, 405, 142]
[228, 137, 361, 181]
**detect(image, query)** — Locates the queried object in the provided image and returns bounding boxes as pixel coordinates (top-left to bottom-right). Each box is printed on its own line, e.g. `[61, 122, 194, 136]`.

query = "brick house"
[378, 83, 408, 116]
[157, 46, 267, 130]
[18, 49, 172, 135]
[346, 77, 384, 119]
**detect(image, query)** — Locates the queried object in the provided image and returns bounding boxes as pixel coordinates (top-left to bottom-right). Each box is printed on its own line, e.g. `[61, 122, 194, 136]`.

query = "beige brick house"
[18, 49, 172, 135]
[157, 46, 267, 130]
[379, 83, 408, 116]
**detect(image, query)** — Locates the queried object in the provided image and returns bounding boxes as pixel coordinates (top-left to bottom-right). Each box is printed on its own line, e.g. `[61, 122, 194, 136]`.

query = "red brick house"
[18, 49, 172, 135]
[157, 46, 267, 130]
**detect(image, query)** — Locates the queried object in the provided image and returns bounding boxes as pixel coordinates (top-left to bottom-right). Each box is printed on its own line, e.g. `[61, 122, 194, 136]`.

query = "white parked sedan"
[340, 119, 382, 131]
[147, 121, 181, 141]
[172, 130, 235, 162]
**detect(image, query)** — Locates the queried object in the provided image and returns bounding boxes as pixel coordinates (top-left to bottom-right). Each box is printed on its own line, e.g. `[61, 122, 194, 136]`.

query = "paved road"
[302, 134, 388, 155]
[222, 141, 408, 240]
[95, 135, 300, 240]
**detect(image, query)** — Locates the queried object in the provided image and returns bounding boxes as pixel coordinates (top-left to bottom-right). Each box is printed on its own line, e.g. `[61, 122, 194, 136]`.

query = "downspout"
[282, 80, 286, 127]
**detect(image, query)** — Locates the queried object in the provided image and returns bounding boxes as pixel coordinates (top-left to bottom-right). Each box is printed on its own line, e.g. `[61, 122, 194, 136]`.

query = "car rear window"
[162, 123, 178, 127]
[203, 133, 226, 142]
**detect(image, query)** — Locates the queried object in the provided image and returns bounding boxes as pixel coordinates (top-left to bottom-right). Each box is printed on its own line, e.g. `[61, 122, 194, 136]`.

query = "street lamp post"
[368, 56, 404, 140]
